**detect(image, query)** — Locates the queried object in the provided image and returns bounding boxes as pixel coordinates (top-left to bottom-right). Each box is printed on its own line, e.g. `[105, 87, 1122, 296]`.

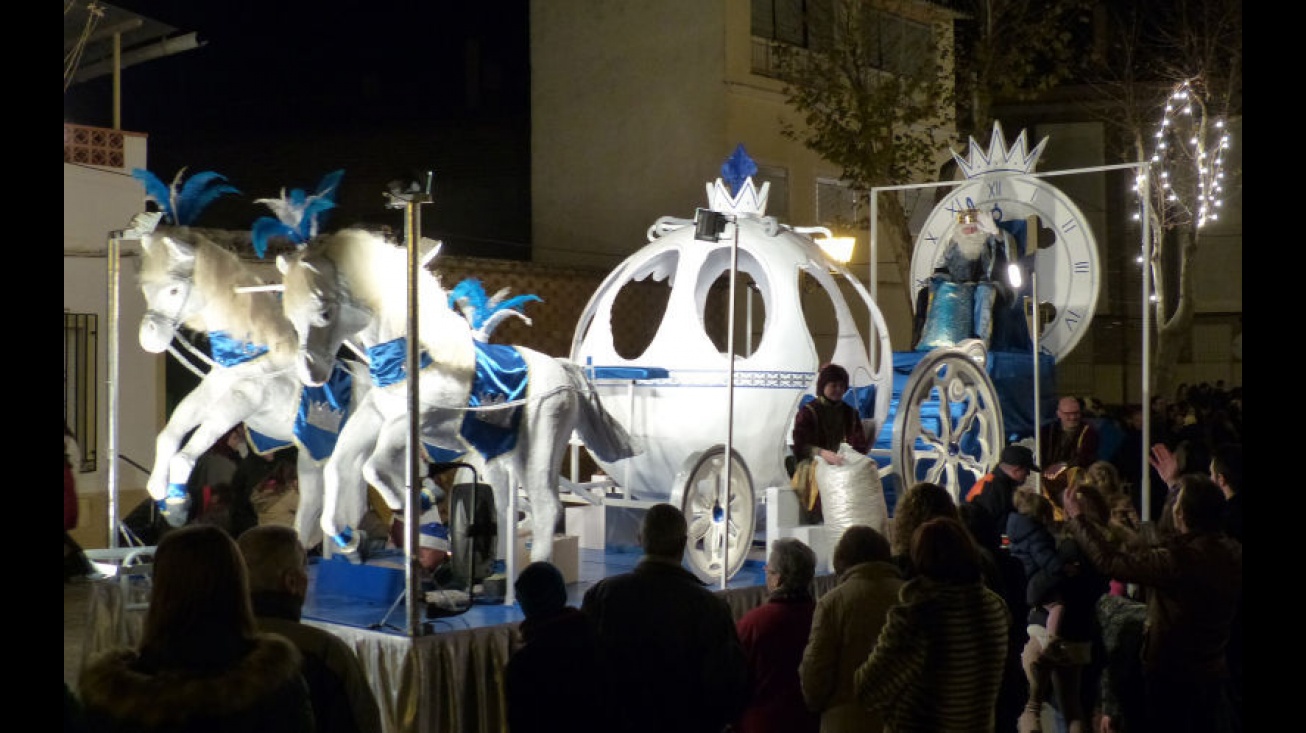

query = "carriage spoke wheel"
[890, 344, 1005, 505]
[676, 446, 755, 584]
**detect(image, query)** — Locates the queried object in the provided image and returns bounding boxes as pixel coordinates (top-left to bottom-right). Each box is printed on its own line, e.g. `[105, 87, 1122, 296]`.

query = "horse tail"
[559, 359, 641, 462]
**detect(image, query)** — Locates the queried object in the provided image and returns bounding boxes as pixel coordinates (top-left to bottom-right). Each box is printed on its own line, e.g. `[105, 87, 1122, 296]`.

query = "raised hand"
[1148, 443, 1180, 485]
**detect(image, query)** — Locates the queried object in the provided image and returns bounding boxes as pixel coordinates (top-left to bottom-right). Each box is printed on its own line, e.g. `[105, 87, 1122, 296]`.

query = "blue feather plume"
[449, 278, 542, 337]
[251, 169, 345, 257]
[131, 167, 239, 226]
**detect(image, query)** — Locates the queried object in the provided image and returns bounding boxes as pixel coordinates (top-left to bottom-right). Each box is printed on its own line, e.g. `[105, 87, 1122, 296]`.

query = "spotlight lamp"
[793, 226, 855, 265]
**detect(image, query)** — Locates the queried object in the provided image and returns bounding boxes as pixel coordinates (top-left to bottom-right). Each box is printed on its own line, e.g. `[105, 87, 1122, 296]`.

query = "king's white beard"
[953, 228, 987, 260]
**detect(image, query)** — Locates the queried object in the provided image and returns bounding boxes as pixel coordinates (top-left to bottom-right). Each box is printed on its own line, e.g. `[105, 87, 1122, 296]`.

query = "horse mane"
[140, 229, 297, 358]
[315, 229, 476, 375]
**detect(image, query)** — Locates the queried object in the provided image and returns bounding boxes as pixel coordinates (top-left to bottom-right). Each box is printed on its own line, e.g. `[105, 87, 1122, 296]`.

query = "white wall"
[64, 162, 161, 500]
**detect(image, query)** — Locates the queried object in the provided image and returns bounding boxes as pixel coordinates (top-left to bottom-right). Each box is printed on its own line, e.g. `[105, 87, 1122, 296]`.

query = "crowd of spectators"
[68, 377, 1241, 732]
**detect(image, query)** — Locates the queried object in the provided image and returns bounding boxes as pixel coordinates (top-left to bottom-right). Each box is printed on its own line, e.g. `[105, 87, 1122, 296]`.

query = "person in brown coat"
[1062, 474, 1241, 733]
[800, 525, 904, 732]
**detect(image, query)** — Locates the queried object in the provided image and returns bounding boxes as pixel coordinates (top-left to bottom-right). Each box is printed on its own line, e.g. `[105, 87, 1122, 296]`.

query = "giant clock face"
[910, 174, 1100, 362]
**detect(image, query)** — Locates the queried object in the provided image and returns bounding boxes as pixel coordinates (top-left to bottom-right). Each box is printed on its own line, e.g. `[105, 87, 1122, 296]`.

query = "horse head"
[278, 246, 373, 387]
[137, 234, 202, 353]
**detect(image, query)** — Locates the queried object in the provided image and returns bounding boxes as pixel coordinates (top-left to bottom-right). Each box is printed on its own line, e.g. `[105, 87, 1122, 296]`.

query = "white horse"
[137, 229, 370, 549]
[276, 228, 638, 565]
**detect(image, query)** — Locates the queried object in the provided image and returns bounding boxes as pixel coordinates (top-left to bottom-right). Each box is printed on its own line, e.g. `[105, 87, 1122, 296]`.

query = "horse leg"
[479, 456, 516, 564]
[153, 381, 249, 525]
[362, 418, 412, 514]
[293, 453, 325, 551]
[320, 399, 384, 553]
[519, 386, 580, 564]
[146, 376, 228, 500]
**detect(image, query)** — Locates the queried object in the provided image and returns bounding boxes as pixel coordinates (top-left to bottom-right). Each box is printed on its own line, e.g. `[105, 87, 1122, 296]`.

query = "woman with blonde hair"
[79, 524, 313, 733]
[889, 482, 957, 577]
[1084, 460, 1124, 500]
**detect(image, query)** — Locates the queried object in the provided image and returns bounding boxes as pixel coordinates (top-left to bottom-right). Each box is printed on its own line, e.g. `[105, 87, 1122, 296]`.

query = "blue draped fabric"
[368, 341, 528, 463]
[295, 361, 356, 461]
[368, 338, 434, 388]
[796, 384, 879, 421]
[209, 330, 288, 455]
[916, 279, 976, 350]
[247, 430, 292, 455]
[460, 342, 528, 460]
[208, 330, 269, 366]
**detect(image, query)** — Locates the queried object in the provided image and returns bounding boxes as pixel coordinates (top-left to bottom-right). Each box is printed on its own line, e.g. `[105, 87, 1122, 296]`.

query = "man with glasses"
[1039, 396, 1099, 481]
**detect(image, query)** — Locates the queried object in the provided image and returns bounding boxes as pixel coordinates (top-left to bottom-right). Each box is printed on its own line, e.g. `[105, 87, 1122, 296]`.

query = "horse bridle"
[142, 267, 196, 341]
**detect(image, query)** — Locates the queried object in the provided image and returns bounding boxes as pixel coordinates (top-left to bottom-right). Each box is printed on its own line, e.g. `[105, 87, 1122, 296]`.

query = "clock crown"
[954, 121, 1050, 179]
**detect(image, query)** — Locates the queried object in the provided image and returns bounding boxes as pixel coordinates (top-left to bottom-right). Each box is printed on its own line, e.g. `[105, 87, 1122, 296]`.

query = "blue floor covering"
[302, 546, 768, 636]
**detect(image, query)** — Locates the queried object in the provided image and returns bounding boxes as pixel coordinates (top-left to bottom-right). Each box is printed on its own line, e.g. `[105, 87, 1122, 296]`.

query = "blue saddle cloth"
[421, 342, 530, 463]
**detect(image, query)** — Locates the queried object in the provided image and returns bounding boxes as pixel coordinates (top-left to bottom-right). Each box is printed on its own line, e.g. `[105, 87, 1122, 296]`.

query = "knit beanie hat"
[419, 521, 450, 552]
[514, 561, 567, 620]
[816, 363, 849, 397]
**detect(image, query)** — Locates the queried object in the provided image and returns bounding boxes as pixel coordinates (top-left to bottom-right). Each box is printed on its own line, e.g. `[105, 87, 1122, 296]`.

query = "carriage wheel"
[890, 344, 1005, 505]
[674, 446, 756, 583]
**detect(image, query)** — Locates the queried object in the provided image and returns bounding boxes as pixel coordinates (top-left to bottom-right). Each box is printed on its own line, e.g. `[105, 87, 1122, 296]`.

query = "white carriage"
[568, 149, 1010, 582]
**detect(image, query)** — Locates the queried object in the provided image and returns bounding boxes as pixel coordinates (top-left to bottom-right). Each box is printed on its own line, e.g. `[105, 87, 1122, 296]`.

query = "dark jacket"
[78, 633, 314, 733]
[581, 557, 749, 733]
[505, 607, 603, 733]
[250, 591, 383, 733]
[1039, 421, 1099, 471]
[1064, 517, 1241, 680]
[971, 467, 1024, 553]
[1005, 512, 1064, 607]
[792, 396, 870, 459]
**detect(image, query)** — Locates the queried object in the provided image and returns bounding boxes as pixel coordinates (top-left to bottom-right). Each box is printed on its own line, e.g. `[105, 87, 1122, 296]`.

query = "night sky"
[64, 1, 533, 259]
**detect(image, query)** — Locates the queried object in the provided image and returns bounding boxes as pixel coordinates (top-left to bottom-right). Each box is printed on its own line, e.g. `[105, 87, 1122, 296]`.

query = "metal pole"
[745, 285, 753, 358]
[1031, 272, 1041, 464]
[1139, 168, 1153, 522]
[403, 173, 434, 636]
[721, 217, 739, 592]
[868, 192, 878, 373]
[106, 232, 123, 548]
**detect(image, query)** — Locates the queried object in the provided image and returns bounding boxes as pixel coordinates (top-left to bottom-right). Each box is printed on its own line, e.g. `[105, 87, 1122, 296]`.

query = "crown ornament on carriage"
[706, 144, 770, 217]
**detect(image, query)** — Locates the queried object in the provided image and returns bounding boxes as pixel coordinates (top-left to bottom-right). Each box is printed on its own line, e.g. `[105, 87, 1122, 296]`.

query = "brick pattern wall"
[64, 123, 125, 168]
[434, 255, 668, 359]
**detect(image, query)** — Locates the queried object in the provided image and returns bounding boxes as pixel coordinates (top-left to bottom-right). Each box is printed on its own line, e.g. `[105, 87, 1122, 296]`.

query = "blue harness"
[367, 338, 529, 462]
[209, 331, 355, 461]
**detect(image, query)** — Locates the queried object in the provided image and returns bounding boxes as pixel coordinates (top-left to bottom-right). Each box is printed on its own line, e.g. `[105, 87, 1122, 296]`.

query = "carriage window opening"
[698, 248, 768, 358]
[797, 270, 839, 367]
[64, 312, 98, 473]
[610, 276, 671, 361]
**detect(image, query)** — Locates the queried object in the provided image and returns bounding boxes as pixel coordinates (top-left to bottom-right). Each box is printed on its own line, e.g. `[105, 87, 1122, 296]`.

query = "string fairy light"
[1132, 78, 1231, 229]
